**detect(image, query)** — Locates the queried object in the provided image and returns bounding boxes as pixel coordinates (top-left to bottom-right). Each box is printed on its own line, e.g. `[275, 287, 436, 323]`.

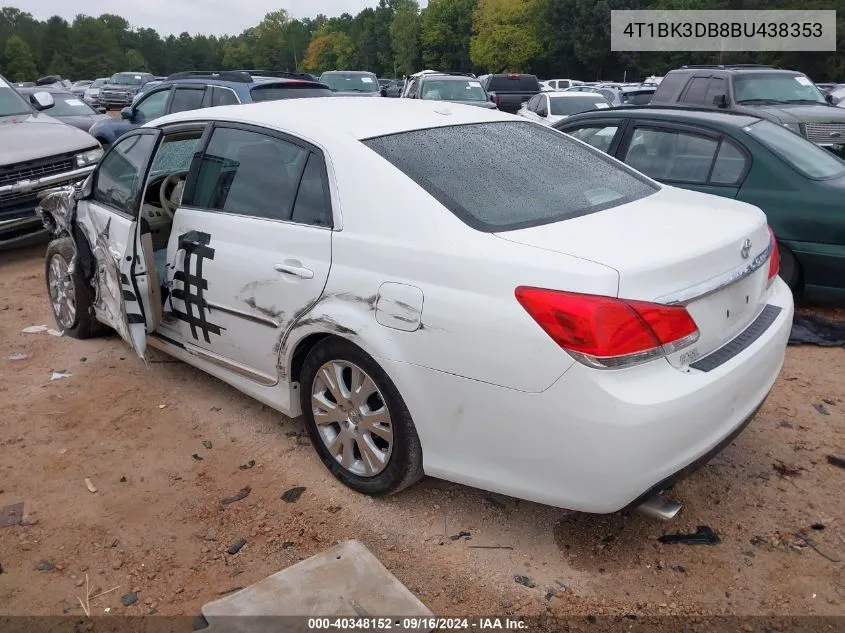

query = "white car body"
[42, 98, 793, 514]
[518, 92, 612, 126]
[545, 79, 583, 91]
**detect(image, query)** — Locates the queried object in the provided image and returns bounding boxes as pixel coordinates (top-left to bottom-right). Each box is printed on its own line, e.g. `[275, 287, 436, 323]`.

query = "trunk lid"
[495, 185, 772, 364]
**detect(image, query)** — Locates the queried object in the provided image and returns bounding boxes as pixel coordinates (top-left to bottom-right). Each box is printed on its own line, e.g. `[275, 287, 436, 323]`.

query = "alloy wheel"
[47, 254, 76, 331]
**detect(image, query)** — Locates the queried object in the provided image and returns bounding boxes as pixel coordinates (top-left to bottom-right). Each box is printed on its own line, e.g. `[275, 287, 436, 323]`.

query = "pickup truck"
[481, 73, 542, 114]
[0, 75, 102, 247]
[99, 71, 155, 109]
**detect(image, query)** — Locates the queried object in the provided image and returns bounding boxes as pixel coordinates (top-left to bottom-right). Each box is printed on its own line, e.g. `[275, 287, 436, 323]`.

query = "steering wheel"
[158, 171, 189, 219]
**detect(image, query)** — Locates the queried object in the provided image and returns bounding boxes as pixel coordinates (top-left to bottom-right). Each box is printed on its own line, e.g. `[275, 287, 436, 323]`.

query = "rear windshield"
[250, 84, 333, 101]
[364, 121, 657, 232]
[319, 73, 379, 93]
[550, 95, 610, 115]
[744, 120, 845, 180]
[622, 90, 655, 105]
[487, 75, 540, 92]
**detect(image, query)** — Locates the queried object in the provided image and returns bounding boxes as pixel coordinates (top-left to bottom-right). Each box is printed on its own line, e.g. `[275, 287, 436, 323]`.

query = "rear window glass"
[487, 75, 540, 92]
[363, 121, 658, 232]
[550, 95, 609, 115]
[250, 84, 333, 101]
[744, 120, 845, 180]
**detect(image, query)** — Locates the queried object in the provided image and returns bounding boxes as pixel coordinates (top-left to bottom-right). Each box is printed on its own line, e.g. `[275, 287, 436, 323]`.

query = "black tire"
[44, 237, 107, 339]
[777, 242, 803, 296]
[300, 336, 424, 496]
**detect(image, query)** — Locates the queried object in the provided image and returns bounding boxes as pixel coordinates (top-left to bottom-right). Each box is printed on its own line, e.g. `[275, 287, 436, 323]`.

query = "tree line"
[1, 0, 843, 84]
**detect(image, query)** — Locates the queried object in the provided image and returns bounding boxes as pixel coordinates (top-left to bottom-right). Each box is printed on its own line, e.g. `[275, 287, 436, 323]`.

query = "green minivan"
[555, 107, 845, 301]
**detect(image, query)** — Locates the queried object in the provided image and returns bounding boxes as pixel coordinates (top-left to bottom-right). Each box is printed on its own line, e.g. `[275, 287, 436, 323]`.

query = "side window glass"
[212, 87, 239, 106]
[134, 89, 170, 122]
[568, 125, 620, 153]
[149, 133, 203, 179]
[623, 127, 718, 183]
[680, 77, 710, 104]
[187, 127, 309, 221]
[169, 88, 205, 114]
[710, 139, 747, 185]
[705, 77, 727, 105]
[291, 153, 332, 227]
[94, 134, 158, 214]
[526, 95, 539, 111]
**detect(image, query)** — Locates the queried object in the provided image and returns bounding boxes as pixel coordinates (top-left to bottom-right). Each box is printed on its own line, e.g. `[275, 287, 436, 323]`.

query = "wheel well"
[289, 333, 331, 384]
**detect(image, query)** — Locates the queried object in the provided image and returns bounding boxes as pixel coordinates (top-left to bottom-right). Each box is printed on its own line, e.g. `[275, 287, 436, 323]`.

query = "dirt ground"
[1, 243, 844, 619]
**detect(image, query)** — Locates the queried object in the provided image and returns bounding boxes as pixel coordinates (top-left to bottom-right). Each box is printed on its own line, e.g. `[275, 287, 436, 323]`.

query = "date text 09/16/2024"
[307, 618, 529, 630]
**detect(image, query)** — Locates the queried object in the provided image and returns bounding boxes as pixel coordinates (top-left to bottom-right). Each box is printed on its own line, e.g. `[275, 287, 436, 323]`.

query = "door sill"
[184, 343, 278, 386]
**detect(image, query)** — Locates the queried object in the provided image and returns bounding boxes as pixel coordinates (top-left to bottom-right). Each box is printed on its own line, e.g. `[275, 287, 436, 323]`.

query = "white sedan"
[38, 98, 793, 515]
[518, 92, 612, 126]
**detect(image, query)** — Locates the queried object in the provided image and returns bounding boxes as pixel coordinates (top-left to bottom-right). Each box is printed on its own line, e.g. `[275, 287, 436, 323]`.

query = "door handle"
[274, 263, 314, 280]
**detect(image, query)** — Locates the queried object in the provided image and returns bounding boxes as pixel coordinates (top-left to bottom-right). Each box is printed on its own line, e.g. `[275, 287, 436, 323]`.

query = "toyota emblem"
[740, 238, 752, 259]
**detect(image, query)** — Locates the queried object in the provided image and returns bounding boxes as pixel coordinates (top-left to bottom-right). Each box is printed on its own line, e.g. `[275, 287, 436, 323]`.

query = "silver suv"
[0, 75, 102, 247]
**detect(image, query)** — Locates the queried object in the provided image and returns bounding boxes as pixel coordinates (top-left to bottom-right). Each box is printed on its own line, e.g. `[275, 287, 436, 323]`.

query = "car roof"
[547, 92, 605, 98]
[670, 66, 801, 75]
[421, 74, 478, 81]
[320, 70, 376, 75]
[152, 97, 514, 142]
[565, 105, 762, 128]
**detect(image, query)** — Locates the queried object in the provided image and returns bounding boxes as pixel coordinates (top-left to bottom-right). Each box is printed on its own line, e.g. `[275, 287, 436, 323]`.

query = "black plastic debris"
[202, 441, 213, 450]
[121, 592, 138, 607]
[827, 455, 845, 470]
[191, 454, 204, 461]
[449, 531, 472, 541]
[119, 476, 127, 483]
[281, 487, 306, 503]
[658, 526, 721, 545]
[227, 538, 247, 555]
[239, 460, 256, 470]
[36, 560, 55, 571]
[789, 314, 845, 347]
[221, 486, 251, 505]
[811, 523, 825, 531]
[813, 403, 831, 416]
[514, 574, 535, 588]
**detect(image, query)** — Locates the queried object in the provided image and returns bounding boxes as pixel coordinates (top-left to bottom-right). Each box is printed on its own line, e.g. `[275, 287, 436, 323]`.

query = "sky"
[23, 0, 428, 37]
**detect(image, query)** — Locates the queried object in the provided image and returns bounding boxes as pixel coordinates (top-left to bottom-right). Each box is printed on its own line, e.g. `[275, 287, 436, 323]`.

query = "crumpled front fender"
[37, 185, 78, 236]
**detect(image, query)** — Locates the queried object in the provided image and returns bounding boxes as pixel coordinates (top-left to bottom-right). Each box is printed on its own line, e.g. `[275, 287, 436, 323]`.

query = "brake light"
[515, 287, 699, 369]
[507, 73, 520, 79]
[767, 226, 780, 286]
[494, 94, 500, 106]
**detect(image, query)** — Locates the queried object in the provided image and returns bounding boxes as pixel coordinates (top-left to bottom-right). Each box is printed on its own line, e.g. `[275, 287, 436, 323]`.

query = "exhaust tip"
[636, 493, 682, 521]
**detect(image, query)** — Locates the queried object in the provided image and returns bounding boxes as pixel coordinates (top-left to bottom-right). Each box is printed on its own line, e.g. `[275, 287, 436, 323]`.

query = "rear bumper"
[381, 278, 794, 513]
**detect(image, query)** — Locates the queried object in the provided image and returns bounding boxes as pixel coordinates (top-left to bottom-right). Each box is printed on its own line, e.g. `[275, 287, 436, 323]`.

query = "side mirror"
[30, 91, 55, 111]
[96, 107, 107, 114]
[120, 107, 133, 120]
[713, 93, 728, 108]
[489, 94, 495, 102]
[380, 88, 387, 97]
[825, 93, 834, 104]
[537, 107, 548, 118]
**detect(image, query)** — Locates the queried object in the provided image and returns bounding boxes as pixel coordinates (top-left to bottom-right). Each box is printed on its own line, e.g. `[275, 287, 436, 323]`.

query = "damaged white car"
[39, 98, 794, 515]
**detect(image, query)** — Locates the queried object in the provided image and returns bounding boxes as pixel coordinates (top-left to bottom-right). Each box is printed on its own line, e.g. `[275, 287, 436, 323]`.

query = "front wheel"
[300, 337, 424, 496]
[45, 237, 106, 339]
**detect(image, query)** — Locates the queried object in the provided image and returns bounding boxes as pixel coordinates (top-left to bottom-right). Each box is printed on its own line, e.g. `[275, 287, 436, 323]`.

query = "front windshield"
[109, 73, 147, 86]
[47, 94, 97, 116]
[421, 79, 486, 101]
[744, 120, 845, 179]
[319, 73, 378, 93]
[550, 95, 609, 115]
[92, 78, 107, 88]
[734, 74, 826, 104]
[0, 82, 33, 117]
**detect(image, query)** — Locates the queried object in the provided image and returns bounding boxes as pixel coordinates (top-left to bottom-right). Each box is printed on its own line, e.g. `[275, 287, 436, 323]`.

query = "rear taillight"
[507, 73, 520, 79]
[767, 226, 780, 287]
[515, 287, 699, 369]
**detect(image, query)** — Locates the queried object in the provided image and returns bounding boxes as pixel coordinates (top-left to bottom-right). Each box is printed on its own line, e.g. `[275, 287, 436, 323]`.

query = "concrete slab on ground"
[201, 539, 432, 633]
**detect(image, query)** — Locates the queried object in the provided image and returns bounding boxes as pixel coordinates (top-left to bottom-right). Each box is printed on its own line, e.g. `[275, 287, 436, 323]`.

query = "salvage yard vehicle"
[555, 106, 845, 301]
[480, 73, 542, 113]
[518, 92, 611, 125]
[16, 87, 109, 132]
[99, 71, 156, 109]
[0, 75, 102, 248]
[401, 73, 497, 109]
[38, 98, 793, 515]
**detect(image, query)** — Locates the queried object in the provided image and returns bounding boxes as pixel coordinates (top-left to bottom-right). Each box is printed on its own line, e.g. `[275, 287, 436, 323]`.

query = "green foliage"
[470, 0, 540, 72]
[0, 1, 841, 83]
[2, 34, 37, 80]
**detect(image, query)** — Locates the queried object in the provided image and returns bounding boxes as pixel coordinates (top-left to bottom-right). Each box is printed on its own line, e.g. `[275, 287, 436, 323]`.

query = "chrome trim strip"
[205, 301, 279, 328]
[0, 165, 95, 196]
[655, 240, 773, 306]
[186, 344, 277, 386]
